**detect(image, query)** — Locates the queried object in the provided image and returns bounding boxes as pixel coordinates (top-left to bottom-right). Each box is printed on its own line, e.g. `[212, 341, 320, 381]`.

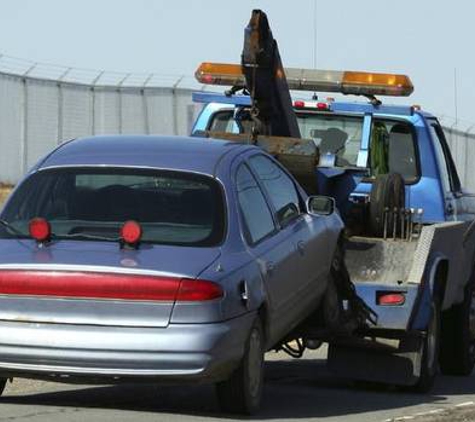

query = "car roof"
[38, 135, 249, 176]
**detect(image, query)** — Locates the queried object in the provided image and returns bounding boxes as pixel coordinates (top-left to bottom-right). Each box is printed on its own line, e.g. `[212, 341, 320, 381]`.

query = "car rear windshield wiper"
[58, 233, 120, 242]
[0, 219, 27, 237]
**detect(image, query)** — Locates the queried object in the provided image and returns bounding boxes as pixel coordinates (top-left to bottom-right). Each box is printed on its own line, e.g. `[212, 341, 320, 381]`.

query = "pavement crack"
[0, 407, 83, 421]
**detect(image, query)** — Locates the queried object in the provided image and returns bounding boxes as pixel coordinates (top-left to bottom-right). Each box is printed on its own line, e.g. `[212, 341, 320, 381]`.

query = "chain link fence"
[439, 116, 475, 192]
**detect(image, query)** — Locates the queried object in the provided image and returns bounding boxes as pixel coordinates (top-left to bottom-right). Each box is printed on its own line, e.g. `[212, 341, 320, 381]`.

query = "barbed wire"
[0, 53, 204, 89]
[1, 53, 475, 135]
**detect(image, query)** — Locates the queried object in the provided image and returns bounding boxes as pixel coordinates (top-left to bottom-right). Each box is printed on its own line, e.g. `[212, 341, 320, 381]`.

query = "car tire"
[409, 300, 440, 393]
[369, 173, 405, 238]
[216, 318, 265, 415]
[440, 279, 475, 376]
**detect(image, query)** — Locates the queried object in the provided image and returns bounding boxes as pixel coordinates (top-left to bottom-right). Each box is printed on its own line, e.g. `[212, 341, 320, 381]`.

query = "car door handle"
[266, 261, 275, 275]
[297, 240, 305, 255]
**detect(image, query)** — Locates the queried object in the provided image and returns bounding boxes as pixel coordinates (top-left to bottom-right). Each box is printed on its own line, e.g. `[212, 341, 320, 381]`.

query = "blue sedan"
[0, 135, 343, 414]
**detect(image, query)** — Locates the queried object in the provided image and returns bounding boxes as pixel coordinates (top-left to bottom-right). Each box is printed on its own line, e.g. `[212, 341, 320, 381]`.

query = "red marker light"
[29, 218, 51, 242]
[294, 100, 305, 108]
[317, 102, 329, 110]
[377, 292, 406, 306]
[120, 221, 142, 245]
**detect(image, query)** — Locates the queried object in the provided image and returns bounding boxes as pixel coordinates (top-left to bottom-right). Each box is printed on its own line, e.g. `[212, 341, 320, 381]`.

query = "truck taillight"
[377, 292, 406, 306]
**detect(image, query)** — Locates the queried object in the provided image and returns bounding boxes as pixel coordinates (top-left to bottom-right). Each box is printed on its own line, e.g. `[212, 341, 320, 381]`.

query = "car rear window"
[0, 168, 225, 247]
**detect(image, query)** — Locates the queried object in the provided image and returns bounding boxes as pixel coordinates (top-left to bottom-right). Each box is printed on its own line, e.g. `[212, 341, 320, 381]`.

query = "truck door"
[426, 119, 462, 220]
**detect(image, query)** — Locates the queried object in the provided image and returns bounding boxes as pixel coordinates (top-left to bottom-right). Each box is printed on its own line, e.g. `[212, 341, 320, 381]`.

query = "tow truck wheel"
[369, 173, 405, 238]
[410, 300, 440, 393]
[440, 280, 475, 376]
[216, 318, 264, 415]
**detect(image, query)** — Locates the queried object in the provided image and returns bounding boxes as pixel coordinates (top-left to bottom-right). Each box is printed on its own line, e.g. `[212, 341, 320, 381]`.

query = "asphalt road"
[1, 348, 475, 422]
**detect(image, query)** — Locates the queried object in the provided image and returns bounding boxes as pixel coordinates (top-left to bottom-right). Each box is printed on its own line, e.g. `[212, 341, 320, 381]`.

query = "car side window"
[236, 164, 276, 245]
[248, 155, 301, 225]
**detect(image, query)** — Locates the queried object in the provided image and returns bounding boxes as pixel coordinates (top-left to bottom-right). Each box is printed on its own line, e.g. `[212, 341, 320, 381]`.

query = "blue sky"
[0, 0, 473, 123]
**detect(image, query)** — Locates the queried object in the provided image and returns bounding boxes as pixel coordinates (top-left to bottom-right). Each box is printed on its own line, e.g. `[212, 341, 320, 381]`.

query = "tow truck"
[191, 9, 475, 391]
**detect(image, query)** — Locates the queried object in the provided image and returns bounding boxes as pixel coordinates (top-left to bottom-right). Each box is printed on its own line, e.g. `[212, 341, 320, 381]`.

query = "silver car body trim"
[0, 263, 186, 279]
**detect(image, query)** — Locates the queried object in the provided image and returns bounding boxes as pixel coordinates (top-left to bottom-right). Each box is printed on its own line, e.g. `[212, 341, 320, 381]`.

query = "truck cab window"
[208, 111, 234, 132]
[371, 119, 419, 183]
[428, 121, 461, 193]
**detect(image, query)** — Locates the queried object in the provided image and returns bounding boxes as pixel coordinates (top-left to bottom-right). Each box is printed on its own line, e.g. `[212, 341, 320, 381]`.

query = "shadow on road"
[2, 358, 475, 420]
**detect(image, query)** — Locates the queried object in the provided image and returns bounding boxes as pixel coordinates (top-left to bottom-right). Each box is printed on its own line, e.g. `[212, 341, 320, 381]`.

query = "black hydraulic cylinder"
[241, 10, 301, 138]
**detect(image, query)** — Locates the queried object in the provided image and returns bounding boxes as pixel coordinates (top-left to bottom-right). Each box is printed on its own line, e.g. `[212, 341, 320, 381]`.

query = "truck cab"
[192, 92, 475, 224]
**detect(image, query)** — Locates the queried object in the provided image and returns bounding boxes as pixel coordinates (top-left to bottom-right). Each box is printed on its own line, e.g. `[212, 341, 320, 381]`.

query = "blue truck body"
[191, 92, 475, 382]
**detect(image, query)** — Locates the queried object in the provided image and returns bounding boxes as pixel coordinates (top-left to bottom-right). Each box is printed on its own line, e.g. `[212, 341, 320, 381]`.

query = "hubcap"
[247, 328, 263, 398]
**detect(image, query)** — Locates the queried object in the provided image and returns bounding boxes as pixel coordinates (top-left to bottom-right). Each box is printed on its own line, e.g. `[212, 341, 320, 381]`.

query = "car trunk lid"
[0, 239, 221, 328]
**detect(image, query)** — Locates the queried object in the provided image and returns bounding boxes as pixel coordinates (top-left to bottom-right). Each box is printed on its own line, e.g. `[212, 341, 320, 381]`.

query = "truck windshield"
[0, 168, 225, 247]
[209, 109, 364, 167]
[297, 114, 363, 167]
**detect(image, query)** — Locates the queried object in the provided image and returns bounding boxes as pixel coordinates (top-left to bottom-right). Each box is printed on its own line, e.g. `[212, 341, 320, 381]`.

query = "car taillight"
[0, 271, 223, 302]
[177, 278, 224, 301]
[377, 292, 406, 306]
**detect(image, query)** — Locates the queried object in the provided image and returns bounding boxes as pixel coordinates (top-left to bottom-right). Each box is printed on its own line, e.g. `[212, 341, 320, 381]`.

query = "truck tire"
[440, 279, 475, 376]
[216, 318, 264, 415]
[369, 173, 405, 237]
[409, 300, 440, 393]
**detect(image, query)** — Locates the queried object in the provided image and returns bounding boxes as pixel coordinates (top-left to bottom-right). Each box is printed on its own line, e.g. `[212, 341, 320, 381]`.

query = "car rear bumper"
[0, 313, 255, 383]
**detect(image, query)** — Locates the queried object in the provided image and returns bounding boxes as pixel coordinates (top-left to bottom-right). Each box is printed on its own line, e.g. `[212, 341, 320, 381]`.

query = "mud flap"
[327, 334, 424, 386]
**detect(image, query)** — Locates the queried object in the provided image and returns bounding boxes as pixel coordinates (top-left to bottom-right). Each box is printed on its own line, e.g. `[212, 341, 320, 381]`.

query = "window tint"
[236, 164, 275, 244]
[248, 155, 301, 224]
[371, 119, 419, 182]
[428, 121, 461, 192]
[1, 168, 225, 247]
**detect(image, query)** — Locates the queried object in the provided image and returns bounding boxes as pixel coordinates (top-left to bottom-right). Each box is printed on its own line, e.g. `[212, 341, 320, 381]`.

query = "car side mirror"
[306, 196, 336, 216]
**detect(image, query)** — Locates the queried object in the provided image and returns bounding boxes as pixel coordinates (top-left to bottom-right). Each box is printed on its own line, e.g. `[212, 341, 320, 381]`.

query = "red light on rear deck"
[29, 218, 51, 242]
[377, 292, 406, 306]
[120, 220, 142, 245]
[294, 100, 305, 108]
[316, 102, 329, 110]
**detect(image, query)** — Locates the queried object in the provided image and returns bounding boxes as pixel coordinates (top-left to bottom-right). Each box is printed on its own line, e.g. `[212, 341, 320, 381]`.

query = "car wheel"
[369, 173, 405, 238]
[216, 318, 264, 415]
[409, 300, 440, 393]
[323, 273, 343, 331]
[440, 280, 475, 376]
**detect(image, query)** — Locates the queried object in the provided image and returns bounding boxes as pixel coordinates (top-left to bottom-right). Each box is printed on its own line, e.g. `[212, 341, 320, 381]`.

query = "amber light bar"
[195, 62, 414, 97]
